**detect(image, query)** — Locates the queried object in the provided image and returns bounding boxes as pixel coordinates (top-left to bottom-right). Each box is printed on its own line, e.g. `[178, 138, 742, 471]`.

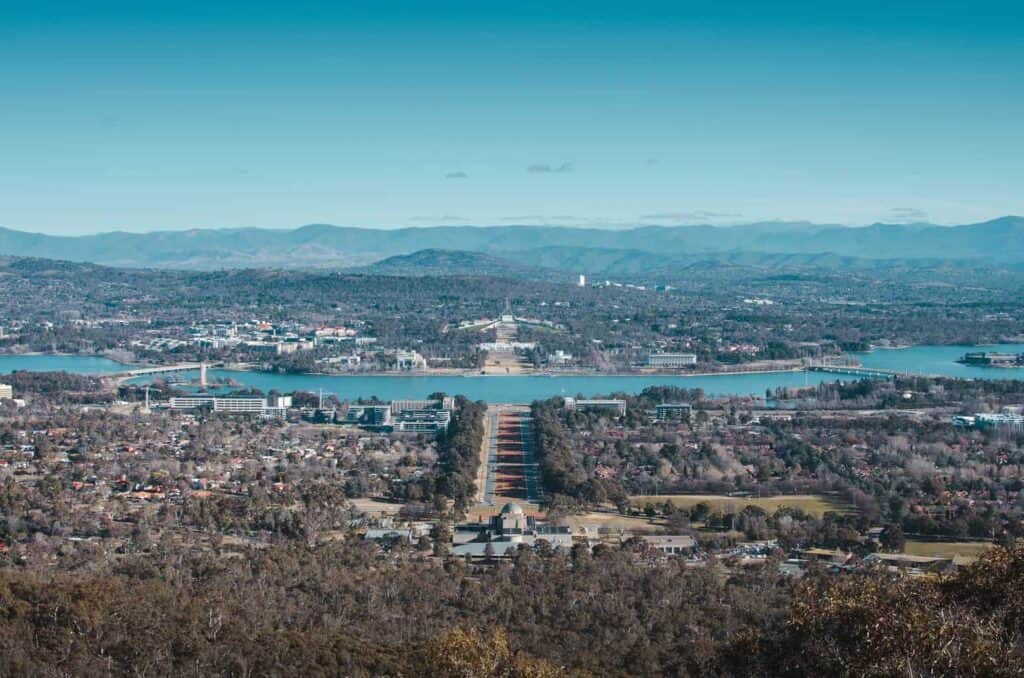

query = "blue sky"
[1, 1, 1022, 234]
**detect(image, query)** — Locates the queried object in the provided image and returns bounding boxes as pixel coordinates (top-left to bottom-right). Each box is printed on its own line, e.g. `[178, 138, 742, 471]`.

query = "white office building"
[169, 395, 288, 417]
[563, 398, 627, 416]
[394, 350, 427, 370]
[393, 409, 452, 433]
[646, 353, 697, 368]
[390, 397, 455, 414]
[655, 403, 692, 420]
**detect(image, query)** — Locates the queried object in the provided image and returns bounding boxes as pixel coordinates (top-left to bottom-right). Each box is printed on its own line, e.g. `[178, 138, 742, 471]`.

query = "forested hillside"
[1, 538, 1022, 676]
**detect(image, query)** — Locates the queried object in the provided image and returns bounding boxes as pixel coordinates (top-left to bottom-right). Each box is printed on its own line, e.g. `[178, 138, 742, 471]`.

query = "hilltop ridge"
[0, 216, 1020, 270]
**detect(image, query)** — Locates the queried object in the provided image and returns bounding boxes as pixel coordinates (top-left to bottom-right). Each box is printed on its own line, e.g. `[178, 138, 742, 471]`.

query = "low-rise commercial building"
[390, 397, 455, 414]
[168, 395, 289, 418]
[170, 396, 266, 412]
[646, 353, 697, 367]
[655, 403, 692, 420]
[960, 351, 1024, 367]
[953, 412, 1024, 433]
[563, 398, 627, 416]
[393, 350, 427, 370]
[343, 400, 453, 433]
[547, 350, 573, 365]
[344, 405, 393, 427]
[632, 534, 697, 556]
[393, 409, 451, 433]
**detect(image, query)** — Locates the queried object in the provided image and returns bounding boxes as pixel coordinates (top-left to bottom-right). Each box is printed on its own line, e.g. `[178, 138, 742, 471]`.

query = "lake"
[0, 354, 130, 374]
[0, 344, 1022, 403]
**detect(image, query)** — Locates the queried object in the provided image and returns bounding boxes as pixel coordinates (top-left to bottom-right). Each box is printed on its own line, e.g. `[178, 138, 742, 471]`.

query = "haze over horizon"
[2, 216, 1023, 238]
[3, 1, 1023, 235]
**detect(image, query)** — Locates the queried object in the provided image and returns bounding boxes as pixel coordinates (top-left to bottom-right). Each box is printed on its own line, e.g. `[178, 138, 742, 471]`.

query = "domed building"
[451, 502, 573, 558]
[491, 503, 530, 542]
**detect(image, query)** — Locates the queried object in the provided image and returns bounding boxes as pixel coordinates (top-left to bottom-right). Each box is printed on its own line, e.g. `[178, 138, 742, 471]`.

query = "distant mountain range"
[358, 246, 1018, 282]
[0, 216, 1020, 274]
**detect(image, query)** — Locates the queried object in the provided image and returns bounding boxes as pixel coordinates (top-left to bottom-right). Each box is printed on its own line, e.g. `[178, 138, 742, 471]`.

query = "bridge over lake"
[806, 364, 908, 379]
[111, 362, 224, 380]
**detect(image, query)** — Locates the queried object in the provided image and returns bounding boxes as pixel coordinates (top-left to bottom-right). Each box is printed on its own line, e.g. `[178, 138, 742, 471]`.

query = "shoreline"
[13, 350, 138, 366]
[9, 344, 1024, 382]
[214, 366, 806, 379]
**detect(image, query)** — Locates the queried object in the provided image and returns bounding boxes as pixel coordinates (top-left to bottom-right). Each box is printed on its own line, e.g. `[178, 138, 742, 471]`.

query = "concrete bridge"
[807, 364, 916, 379]
[112, 362, 223, 380]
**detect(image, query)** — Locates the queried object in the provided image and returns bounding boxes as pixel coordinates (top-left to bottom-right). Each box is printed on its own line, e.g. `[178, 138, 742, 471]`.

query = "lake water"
[0, 344, 1022, 403]
[0, 354, 129, 374]
[856, 344, 1024, 377]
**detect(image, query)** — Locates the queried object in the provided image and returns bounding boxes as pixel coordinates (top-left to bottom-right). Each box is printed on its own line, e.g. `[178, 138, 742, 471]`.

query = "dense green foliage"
[435, 398, 487, 511]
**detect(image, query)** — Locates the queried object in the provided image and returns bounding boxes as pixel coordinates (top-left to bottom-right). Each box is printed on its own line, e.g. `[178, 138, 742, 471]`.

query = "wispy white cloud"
[527, 162, 573, 174]
[886, 207, 929, 223]
[410, 214, 466, 222]
[639, 210, 743, 223]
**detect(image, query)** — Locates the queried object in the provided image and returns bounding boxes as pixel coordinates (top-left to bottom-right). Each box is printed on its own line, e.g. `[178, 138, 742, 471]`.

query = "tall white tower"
[577, 274, 586, 287]
[199, 362, 208, 389]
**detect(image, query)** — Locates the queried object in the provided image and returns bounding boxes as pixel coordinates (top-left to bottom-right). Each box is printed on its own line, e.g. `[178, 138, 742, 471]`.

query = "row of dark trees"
[389, 397, 487, 513]
[434, 397, 487, 511]
[531, 399, 626, 510]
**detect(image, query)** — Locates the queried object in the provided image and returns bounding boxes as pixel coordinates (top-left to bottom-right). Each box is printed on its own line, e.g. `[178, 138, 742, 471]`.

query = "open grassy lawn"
[629, 493, 851, 518]
[903, 540, 995, 559]
[561, 512, 667, 534]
